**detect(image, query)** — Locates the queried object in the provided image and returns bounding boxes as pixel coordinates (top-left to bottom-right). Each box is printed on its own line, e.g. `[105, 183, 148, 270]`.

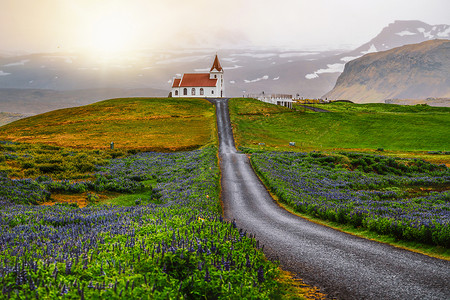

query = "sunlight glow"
[85, 10, 137, 55]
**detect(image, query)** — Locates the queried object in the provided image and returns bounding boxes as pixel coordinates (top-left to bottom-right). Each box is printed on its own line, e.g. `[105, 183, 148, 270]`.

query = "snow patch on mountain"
[396, 30, 417, 36]
[222, 57, 239, 63]
[244, 75, 269, 83]
[417, 27, 434, 39]
[3, 60, 29, 67]
[361, 44, 377, 54]
[273, 77, 280, 80]
[194, 64, 242, 72]
[44, 56, 75, 64]
[223, 65, 243, 70]
[437, 26, 450, 37]
[194, 68, 209, 72]
[231, 53, 277, 59]
[305, 73, 318, 79]
[0, 71, 11, 76]
[157, 55, 208, 65]
[341, 56, 361, 62]
[305, 63, 345, 80]
[278, 52, 319, 58]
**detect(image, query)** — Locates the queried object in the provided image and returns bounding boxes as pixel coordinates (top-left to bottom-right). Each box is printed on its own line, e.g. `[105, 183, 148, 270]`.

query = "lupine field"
[249, 150, 450, 247]
[0, 145, 287, 299]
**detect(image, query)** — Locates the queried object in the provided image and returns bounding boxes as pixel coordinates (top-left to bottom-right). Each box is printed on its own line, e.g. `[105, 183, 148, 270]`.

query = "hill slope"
[0, 98, 216, 151]
[324, 40, 450, 102]
[229, 98, 450, 154]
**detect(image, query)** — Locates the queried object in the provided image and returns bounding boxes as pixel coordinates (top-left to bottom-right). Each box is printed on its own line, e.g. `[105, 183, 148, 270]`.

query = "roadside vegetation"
[229, 98, 449, 258]
[305, 101, 450, 113]
[247, 150, 449, 250]
[229, 98, 450, 162]
[0, 145, 312, 299]
[0, 98, 316, 299]
[0, 141, 120, 180]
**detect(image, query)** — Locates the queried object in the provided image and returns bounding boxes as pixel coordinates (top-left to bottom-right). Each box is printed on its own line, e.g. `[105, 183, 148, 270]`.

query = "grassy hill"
[0, 97, 216, 151]
[306, 101, 450, 113]
[229, 98, 450, 163]
[0, 98, 316, 299]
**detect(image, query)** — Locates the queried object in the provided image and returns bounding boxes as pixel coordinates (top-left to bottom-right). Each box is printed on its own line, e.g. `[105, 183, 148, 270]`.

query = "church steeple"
[209, 54, 224, 97]
[210, 54, 223, 72]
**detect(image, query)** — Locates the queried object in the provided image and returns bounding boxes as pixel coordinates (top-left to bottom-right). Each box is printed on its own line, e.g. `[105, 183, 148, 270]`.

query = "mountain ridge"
[0, 20, 449, 113]
[323, 39, 450, 103]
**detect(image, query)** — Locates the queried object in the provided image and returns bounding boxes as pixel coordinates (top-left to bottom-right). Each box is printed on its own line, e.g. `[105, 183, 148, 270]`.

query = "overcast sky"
[1, 0, 449, 54]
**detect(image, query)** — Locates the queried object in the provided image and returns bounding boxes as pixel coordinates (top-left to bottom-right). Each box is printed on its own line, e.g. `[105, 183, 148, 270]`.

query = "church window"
[211, 90, 214, 95]
[175, 90, 178, 96]
[183, 88, 187, 95]
[200, 88, 204, 95]
[214, 75, 217, 78]
[191, 88, 196, 95]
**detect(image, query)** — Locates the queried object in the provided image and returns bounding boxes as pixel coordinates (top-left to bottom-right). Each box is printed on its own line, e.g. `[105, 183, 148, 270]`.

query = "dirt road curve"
[209, 98, 450, 300]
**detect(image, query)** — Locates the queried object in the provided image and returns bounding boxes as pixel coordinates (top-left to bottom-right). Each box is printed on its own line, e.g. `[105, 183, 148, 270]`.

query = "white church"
[171, 54, 224, 98]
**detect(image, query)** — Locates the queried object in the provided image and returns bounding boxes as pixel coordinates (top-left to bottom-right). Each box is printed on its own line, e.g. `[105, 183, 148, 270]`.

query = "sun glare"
[85, 10, 137, 56]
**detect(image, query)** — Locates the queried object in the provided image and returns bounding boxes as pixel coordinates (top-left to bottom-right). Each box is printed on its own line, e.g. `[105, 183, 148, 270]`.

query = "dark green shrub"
[21, 161, 35, 169]
[38, 163, 62, 173]
[76, 162, 95, 173]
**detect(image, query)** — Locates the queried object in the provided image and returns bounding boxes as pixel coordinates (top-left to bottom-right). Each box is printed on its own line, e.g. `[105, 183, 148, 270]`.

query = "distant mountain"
[323, 40, 450, 103]
[353, 20, 450, 54]
[0, 20, 448, 110]
[304, 20, 450, 98]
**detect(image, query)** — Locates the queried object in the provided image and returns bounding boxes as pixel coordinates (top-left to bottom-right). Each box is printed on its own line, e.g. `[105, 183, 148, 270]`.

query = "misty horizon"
[1, 0, 450, 56]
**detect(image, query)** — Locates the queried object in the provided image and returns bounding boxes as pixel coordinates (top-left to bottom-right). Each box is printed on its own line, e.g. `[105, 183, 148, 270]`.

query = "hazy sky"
[1, 0, 449, 54]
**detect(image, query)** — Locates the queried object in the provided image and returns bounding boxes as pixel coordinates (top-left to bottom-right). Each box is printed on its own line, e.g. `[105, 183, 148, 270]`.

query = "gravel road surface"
[210, 98, 450, 300]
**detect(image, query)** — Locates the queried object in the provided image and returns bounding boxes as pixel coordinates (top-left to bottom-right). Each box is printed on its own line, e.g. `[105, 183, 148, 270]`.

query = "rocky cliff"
[323, 39, 450, 103]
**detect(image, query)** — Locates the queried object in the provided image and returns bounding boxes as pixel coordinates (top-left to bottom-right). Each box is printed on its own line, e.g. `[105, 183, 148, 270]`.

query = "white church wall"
[171, 86, 218, 98]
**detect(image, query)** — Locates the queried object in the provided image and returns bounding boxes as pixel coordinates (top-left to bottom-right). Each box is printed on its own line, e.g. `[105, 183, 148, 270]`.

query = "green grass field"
[230, 98, 450, 164]
[305, 101, 450, 113]
[0, 97, 216, 152]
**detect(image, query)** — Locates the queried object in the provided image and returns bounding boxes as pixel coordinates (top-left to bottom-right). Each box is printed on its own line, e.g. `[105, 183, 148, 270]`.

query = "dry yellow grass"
[0, 97, 216, 151]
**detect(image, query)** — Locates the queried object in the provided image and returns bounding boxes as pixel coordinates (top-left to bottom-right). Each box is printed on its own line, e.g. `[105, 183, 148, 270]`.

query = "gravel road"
[210, 98, 450, 300]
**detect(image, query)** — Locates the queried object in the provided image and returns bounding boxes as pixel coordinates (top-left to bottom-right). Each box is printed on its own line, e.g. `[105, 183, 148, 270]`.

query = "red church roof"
[210, 54, 223, 72]
[173, 73, 217, 87]
[172, 78, 181, 88]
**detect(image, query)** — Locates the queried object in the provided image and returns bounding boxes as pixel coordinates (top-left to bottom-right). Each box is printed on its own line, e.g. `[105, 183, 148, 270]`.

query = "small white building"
[171, 55, 224, 98]
[247, 93, 294, 109]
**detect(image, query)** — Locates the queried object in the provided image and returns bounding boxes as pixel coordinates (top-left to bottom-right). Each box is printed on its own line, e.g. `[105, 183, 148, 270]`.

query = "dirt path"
[210, 98, 450, 299]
